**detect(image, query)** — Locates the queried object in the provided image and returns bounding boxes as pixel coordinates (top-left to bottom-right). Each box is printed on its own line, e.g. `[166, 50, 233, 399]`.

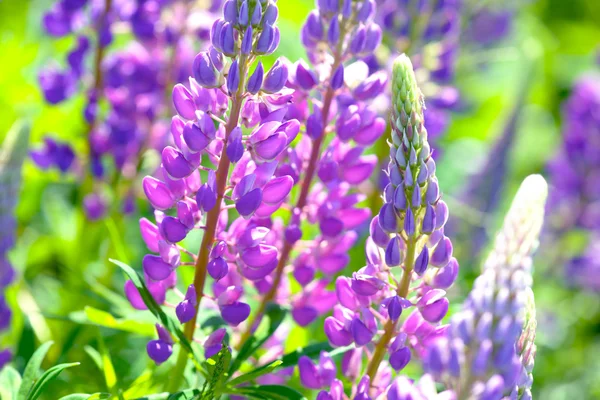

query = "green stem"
[365, 236, 417, 382]
[166, 55, 249, 393]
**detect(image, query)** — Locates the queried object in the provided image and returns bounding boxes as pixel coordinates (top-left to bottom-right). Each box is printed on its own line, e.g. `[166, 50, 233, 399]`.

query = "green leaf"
[0, 366, 22, 400]
[279, 341, 333, 368]
[84, 346, 103, 371]
[228, 304, 287, 375]
[17, 341, 54, 400]
[82, 306, 155, 336]
[132, 394, 169, 400]
[200, 344, 231, 400]
[26, 362, 80, 400]
[58, 393, 111, 400]
[97, 332, 118, 391]
[166, 388, 202, 400]
[230, 385, 306, 400]
[109, 259, 202, 367]
[227, 360, 283, 387]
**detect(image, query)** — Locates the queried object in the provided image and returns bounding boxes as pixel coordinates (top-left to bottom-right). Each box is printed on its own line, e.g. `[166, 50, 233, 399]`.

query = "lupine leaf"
[201, 344, 231, 400]
[228, 304, 287, 375]
[227, 360, 283, 387]
[132, 393, 170, 400]
[166, 388, 202, 400]
[0, 366, 22, 400]
[97, 332, 118, 391]
[229, 385, 306, 400]
[26, 362, 80, 400]
[17, 341, 54, 400]
[58, 393, 111, 400]
[82, 306, 155, 336]
[109, 259, 203, 368]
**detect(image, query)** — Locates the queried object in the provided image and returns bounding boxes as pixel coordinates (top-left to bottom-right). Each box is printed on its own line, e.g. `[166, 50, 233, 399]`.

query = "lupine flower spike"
[0, 121, 30, 368]
[236, 0, 386, 345]
[424, 174, 547, 399]
[317, 54, 458, 398]
[130, 0, 298, 389]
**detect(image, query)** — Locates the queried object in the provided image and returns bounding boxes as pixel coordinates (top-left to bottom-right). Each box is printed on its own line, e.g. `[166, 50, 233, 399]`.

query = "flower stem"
[365, 236, 417, 382]
[167, 57, 249, 392]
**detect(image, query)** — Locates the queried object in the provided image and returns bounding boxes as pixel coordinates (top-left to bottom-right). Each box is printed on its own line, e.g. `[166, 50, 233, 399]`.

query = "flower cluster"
[424, 174, 546, 399]
[34, 0, 218, 220]
[234, 0, 387, 342]
[304, 54, 458, 397]
[547, 74, 600, 291]
[464, 2, 519, 48]
[374, 0, 462, 140]
[129, 0, 296, 364]
[128, 0, 392, 378]
[0, 122, 29, 369]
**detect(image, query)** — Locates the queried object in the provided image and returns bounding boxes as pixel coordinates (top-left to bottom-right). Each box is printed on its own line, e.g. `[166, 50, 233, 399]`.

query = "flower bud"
[262, 59, 288, 93]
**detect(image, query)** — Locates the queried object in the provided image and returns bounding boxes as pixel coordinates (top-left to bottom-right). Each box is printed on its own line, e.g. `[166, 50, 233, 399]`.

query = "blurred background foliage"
[1, 0, 599, 398]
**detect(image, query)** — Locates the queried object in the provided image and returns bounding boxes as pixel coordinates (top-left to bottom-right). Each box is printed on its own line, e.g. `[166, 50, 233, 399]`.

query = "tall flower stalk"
[424, 174, 547, 399]
[131, 0, 298, 390]
[0, 121, 30, 368]
[34, 0, 218, 219]
[546, 73, 600, 290]
[236, 0, 386, 346]
[307, 54, 458, 397]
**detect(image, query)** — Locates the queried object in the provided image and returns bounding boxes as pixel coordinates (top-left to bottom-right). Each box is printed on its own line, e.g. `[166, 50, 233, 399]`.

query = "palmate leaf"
[228, 303, 287, 376]
[166, 388, 202, 400]
[229, 385, 306, 400]
[109, 259, 203, 368]
[198, 344, 231, 400]
[17, 341, 54, 400]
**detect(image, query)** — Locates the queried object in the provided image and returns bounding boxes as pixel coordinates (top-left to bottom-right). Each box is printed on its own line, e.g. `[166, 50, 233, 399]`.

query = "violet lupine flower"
[375, 0, 462, 140]
[464, 3, 518, 48]
[316, 374, 454, 399]
[0, 122, 30, 369]
[131, 0, 297, 365]
[512, 288, 537, 400]
[324, 54, 459, 394]
[547, 75, 600, 232]
[30, 136, 77, 173]
[37, 0, 219, 220]
[235, 0, 387, 343]
[566, 238, 600, 291]
[546, 74, 600, 291]
[424, 175, 547, 399]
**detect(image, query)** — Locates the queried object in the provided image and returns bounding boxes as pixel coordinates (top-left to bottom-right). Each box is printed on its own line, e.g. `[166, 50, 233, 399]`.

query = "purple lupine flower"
[511, 288, 537, 400]
[234, 0, 387, 346]
[0, 122, 29, 368]
[133, 0, 296, 366]
[30, 136, 76, 173]
[324, 55, 459, 389]
[464, 5, 516, 47]
[547, 76, 600, 231]
[36, 0, 221, 218]
[424, 175, 547, 399]
[298, 351, 337, 390]
[546, 74, 600, 291]
[375, 0, 462, 141]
